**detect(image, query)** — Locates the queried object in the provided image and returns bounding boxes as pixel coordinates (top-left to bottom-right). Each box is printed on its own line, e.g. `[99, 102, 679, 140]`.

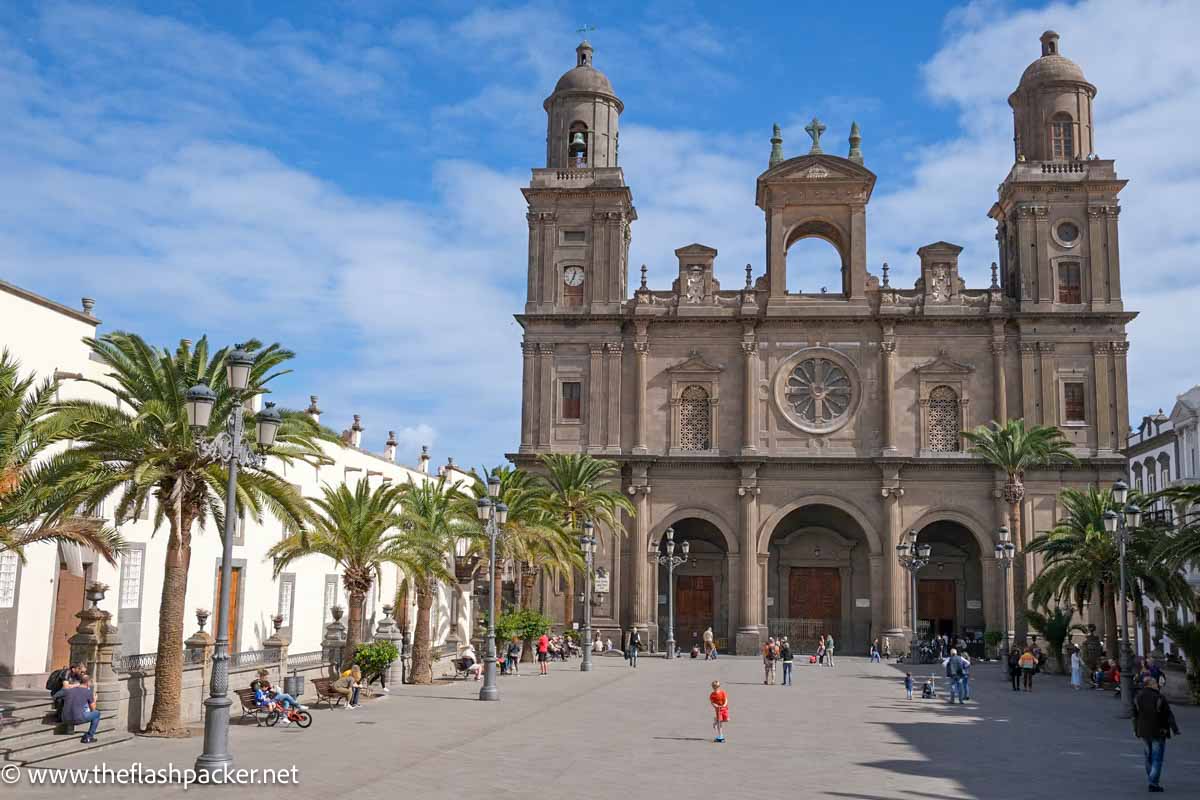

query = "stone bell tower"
[523, 40, 635, 316]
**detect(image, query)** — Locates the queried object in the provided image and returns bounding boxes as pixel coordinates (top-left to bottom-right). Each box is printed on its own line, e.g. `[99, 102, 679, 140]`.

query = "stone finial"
[881, 262, 890, 288]
[446, 456, 455, 470]
[769, 123, 784, 168]
[639, 264, 648, 290]
[196, 608, 210, 632]
[419, 445, 430, 473]
[804, 117, 826, 154]
[990, 261, 1000, 289]
[384, 430, 398, 463]
[306, 395, 321, 423]
[81, 297, 95, 315]
[848, 121, 863, 164]
[744, 263, 753, 289]
[350, 414, 363, 448]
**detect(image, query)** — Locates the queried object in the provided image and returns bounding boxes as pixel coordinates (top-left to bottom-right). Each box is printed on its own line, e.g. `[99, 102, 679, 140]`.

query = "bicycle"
[265, 702, 312, 729]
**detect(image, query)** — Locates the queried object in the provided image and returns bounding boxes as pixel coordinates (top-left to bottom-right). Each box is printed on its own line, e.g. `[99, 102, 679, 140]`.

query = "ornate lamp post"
[1103, 479, 1142, 718]
[896, 530, 932, 661]
[475, 474, 507, 701]
[650, 527, 689, 659]
[187, 345, 281, 777]
[580, 521, 596, 673]
[994, 526, 1016, 657]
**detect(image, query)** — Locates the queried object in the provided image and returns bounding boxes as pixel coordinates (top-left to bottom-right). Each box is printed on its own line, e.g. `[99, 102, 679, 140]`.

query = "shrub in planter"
[496, 608, 553, 662]
[352, 640, 400, 685]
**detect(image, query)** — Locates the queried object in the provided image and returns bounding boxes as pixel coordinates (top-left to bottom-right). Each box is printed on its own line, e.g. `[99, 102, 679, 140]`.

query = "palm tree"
[1151, 483, 1200, 569]
[1028, 487, 1194, 659]
[0, 349, 125, 562]
[964, 419, 1077, 639]
[1023, 606, 1086, 674]
[1162, 620, 1200, 704]
[34, 333, 332, 736]
[268, 478, 408, 668]
[536, 454, 635, 627]
[394, 476, 469, 684]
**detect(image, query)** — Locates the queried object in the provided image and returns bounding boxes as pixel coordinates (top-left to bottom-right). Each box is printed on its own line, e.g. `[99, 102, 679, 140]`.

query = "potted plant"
[984, 630, 1004, 660]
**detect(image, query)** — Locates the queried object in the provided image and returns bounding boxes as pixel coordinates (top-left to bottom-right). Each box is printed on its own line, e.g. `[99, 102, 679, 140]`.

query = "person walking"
[904, 672, 914, 700]
[537, 632, 550, 675]
[883, 637, 891, 660]
[1069, 646, 1083, 690]
[1018, 646, 1037, 691]
[1007, 647, 1021, 692]
[703, 627, 715, 660]
[762, 638, 777, 685]
[627, 626, 641, 668]
[506, 637, 522, 675]
[944, 649, 966, 704]
[870, 639, 881, 663]
[825, 634, 836, 667]
[1133, 673, 1181, 792]
[710, 680, 729, 743]
[780, 638, 794, 686]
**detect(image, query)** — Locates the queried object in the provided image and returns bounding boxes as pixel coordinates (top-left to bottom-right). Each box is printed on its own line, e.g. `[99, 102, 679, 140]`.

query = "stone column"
[373, 605, 405, 690]
[741, 337, 758, 453]
[981, 556, 999, 635]
[630, 482, 651, 628]
[881, 487, 906, 638]
[633, 338, 649, 454]
[880, 336, 897, 454]
[520, 342, 536, 451]
[1038, 342, 1057, 425]
[1034, 206, 1052, 304]
[322, 606, 347, 676]
[605, 342, 623, 453]
[1019, 342, 1039, 423]
[70, 583, 126, 732]
[1112, 342, 1131, 443]
[1086, 206, 1107, 306]
[1105, 206, 1123, 302]
[587, 343, 605, 452]
[537, 344, 554, 448]
[1093, 341, 1113, 453]
[991, 339, 1008, 423]
[735, 479, 762, 655]
[186, 611, 215, 721]
[263, 615, 290, 683]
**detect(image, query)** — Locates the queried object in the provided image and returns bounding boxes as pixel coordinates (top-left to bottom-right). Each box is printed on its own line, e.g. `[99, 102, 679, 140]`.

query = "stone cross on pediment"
[805, 117, 826, 154]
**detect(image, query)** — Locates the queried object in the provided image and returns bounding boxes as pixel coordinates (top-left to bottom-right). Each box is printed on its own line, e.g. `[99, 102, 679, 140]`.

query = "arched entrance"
[765, 504, 872, 653]
[654, 518, 731, 653]
[913, 520, 985, 642]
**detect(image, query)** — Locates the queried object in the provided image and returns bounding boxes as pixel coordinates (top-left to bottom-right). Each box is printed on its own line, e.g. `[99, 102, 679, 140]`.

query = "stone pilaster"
[735, 470, 762, 655]
[1038, 342, 1057, 426]
[881, 484, 906, 638]
[741, 334, 758, 453]
[1112, 341, 1131, 443]
[1092, 341, 1114, 453]
[537, 344, 554, 449]
[629, 479, 651, 628]
[1019, 342, 1039, 423]
[520, 342, 536, 451]
[587, 343, 605, 452]
[632, 330, 649, 454]
[990, 337, 1008, 423]
[605, 342, 623, 453]
[880, 330, 897, 454]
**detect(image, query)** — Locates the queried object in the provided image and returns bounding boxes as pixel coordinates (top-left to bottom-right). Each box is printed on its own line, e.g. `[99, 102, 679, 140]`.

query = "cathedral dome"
[551, 41, 617, 98]
[1017, 31, 1089, 88]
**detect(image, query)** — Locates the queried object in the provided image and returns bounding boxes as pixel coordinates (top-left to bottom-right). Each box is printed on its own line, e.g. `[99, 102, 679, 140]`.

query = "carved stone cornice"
[1092, 341, 1114, 355]
[1018, 342, 1039, 355]
[522, 342, 538, 356]
[589, 343, 606, 355]
[537, 343, 555, 356]
[605, 341, 624, 354]
[1112, 341, 1130, 355]
[1037, 342, 1056, 353]
[633, 341, 650, 355]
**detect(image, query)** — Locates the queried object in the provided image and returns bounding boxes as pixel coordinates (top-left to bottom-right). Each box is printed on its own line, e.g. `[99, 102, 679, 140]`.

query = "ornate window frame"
[914, 350, 974, 456]
[555, 368, 585, 426]
[666, 351, 721, 455]
[1056, 368, 1089, 427]
[772, 346, 862, 435]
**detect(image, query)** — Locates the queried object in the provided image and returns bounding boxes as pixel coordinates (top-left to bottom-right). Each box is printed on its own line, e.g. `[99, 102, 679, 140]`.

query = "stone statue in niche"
[685, 266, 704, 304]
[929, 265, 951, 303]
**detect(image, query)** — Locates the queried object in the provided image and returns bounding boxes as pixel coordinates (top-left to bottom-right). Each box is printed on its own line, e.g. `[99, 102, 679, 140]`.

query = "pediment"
[666, 350, 723, 374]
[759, 154, 876, 183]
[675, 243, 718, 258]
[917, 241, 964, 257]
[914, 348, 975, 375]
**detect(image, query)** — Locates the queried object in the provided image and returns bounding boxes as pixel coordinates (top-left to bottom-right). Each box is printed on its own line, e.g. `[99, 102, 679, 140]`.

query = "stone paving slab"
[5, 657, 1198, 798]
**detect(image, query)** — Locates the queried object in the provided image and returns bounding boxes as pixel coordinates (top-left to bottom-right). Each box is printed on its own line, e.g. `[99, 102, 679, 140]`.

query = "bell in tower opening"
[569, 126, 588, 167]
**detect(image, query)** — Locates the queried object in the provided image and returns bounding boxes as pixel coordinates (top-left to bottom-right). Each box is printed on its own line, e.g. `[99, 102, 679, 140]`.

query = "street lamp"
[896, 530, 932, 662]
[1103, 479, 1141, 718]
[191, 346, 279, 777]
[475, 474, 506, 701]
[580, 521, 597, 673]
[650, 527, 689, 659]
[993, 526, 1016, 657]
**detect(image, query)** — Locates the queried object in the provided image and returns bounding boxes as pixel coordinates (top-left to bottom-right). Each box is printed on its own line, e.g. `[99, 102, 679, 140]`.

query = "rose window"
[784, 358, 852, 426]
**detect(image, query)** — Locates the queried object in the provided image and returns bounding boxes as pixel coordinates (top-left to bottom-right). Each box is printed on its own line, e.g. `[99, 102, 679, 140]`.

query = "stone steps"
[0, 701, 132, 765]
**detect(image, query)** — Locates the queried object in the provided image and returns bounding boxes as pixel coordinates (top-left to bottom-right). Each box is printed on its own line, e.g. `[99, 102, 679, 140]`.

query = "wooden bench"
[234, 688, 269, 725]
[312, 678, 344, 709]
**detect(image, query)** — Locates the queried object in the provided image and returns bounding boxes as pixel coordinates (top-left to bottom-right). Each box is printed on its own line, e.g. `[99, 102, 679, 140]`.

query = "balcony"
[529, 167, 627, 190]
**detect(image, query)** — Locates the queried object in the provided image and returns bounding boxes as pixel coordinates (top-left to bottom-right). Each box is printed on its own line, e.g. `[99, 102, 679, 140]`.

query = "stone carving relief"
[685, 267, 704, 304]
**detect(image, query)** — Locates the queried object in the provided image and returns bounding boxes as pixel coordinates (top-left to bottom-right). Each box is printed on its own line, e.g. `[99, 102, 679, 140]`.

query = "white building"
[0, 278, 472, 687]
[1125, 389, 1200, 658]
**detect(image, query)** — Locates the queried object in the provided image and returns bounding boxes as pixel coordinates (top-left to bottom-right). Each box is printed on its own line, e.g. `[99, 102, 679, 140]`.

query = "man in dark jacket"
[1132, 674, 1181, 792]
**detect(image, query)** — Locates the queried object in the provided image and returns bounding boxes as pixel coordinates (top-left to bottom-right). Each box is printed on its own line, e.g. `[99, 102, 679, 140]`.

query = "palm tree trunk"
[1009, 497, 1028, 645]
[563, 571, 575, 629]
[144, 508, 195, 737]
[521, 571, 536, 611]
[409, 580, 434, 685]
[1102, 582, 1119, 658]
[344, 589, 365, 670]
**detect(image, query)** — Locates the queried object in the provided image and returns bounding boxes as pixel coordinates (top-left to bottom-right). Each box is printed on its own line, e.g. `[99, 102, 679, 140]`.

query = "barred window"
[1064, 382, 1085, 422]
[927, 385, 961, 452]
[1058, 262, 1081, 304]
[0, 551, 18, 608]
[679, 385, 711, 451]
[118, 547, 144, 610]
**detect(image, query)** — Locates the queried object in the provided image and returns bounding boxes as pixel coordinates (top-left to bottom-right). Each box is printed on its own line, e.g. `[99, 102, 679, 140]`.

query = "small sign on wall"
[766, 597, 775, 607]
[594, 574, 610, 593]
[967, 600, 982, 610]
[658, 594, 667, 604]
[855, 598, 871, 608]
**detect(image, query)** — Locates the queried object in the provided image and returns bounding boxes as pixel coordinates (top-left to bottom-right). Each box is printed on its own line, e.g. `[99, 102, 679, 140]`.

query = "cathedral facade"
[510, 33, 1133, 655]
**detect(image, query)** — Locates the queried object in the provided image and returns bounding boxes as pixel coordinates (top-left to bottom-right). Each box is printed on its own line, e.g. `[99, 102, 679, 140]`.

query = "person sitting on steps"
[54, 674, 101, 744]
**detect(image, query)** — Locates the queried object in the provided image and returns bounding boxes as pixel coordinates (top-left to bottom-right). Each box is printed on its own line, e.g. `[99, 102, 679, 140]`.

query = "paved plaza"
[9, 656, 1200, 798]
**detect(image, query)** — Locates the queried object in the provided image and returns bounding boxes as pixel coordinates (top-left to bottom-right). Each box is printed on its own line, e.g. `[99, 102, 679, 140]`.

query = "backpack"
[46, 667, 69, 694]
[947, 656, 964, 677]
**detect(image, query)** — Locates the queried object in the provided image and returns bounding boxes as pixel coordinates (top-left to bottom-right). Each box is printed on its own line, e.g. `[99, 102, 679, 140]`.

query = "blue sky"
[1, 0, 1197, 469]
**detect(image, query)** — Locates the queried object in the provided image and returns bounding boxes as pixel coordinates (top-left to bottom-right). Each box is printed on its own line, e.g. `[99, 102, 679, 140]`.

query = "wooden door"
[918, 579, 956, 635]
[213, 566, 242, 650]
[788, 567, 841, 648]
[51, 566, 86, 668]
[674, 575, 714, 644]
